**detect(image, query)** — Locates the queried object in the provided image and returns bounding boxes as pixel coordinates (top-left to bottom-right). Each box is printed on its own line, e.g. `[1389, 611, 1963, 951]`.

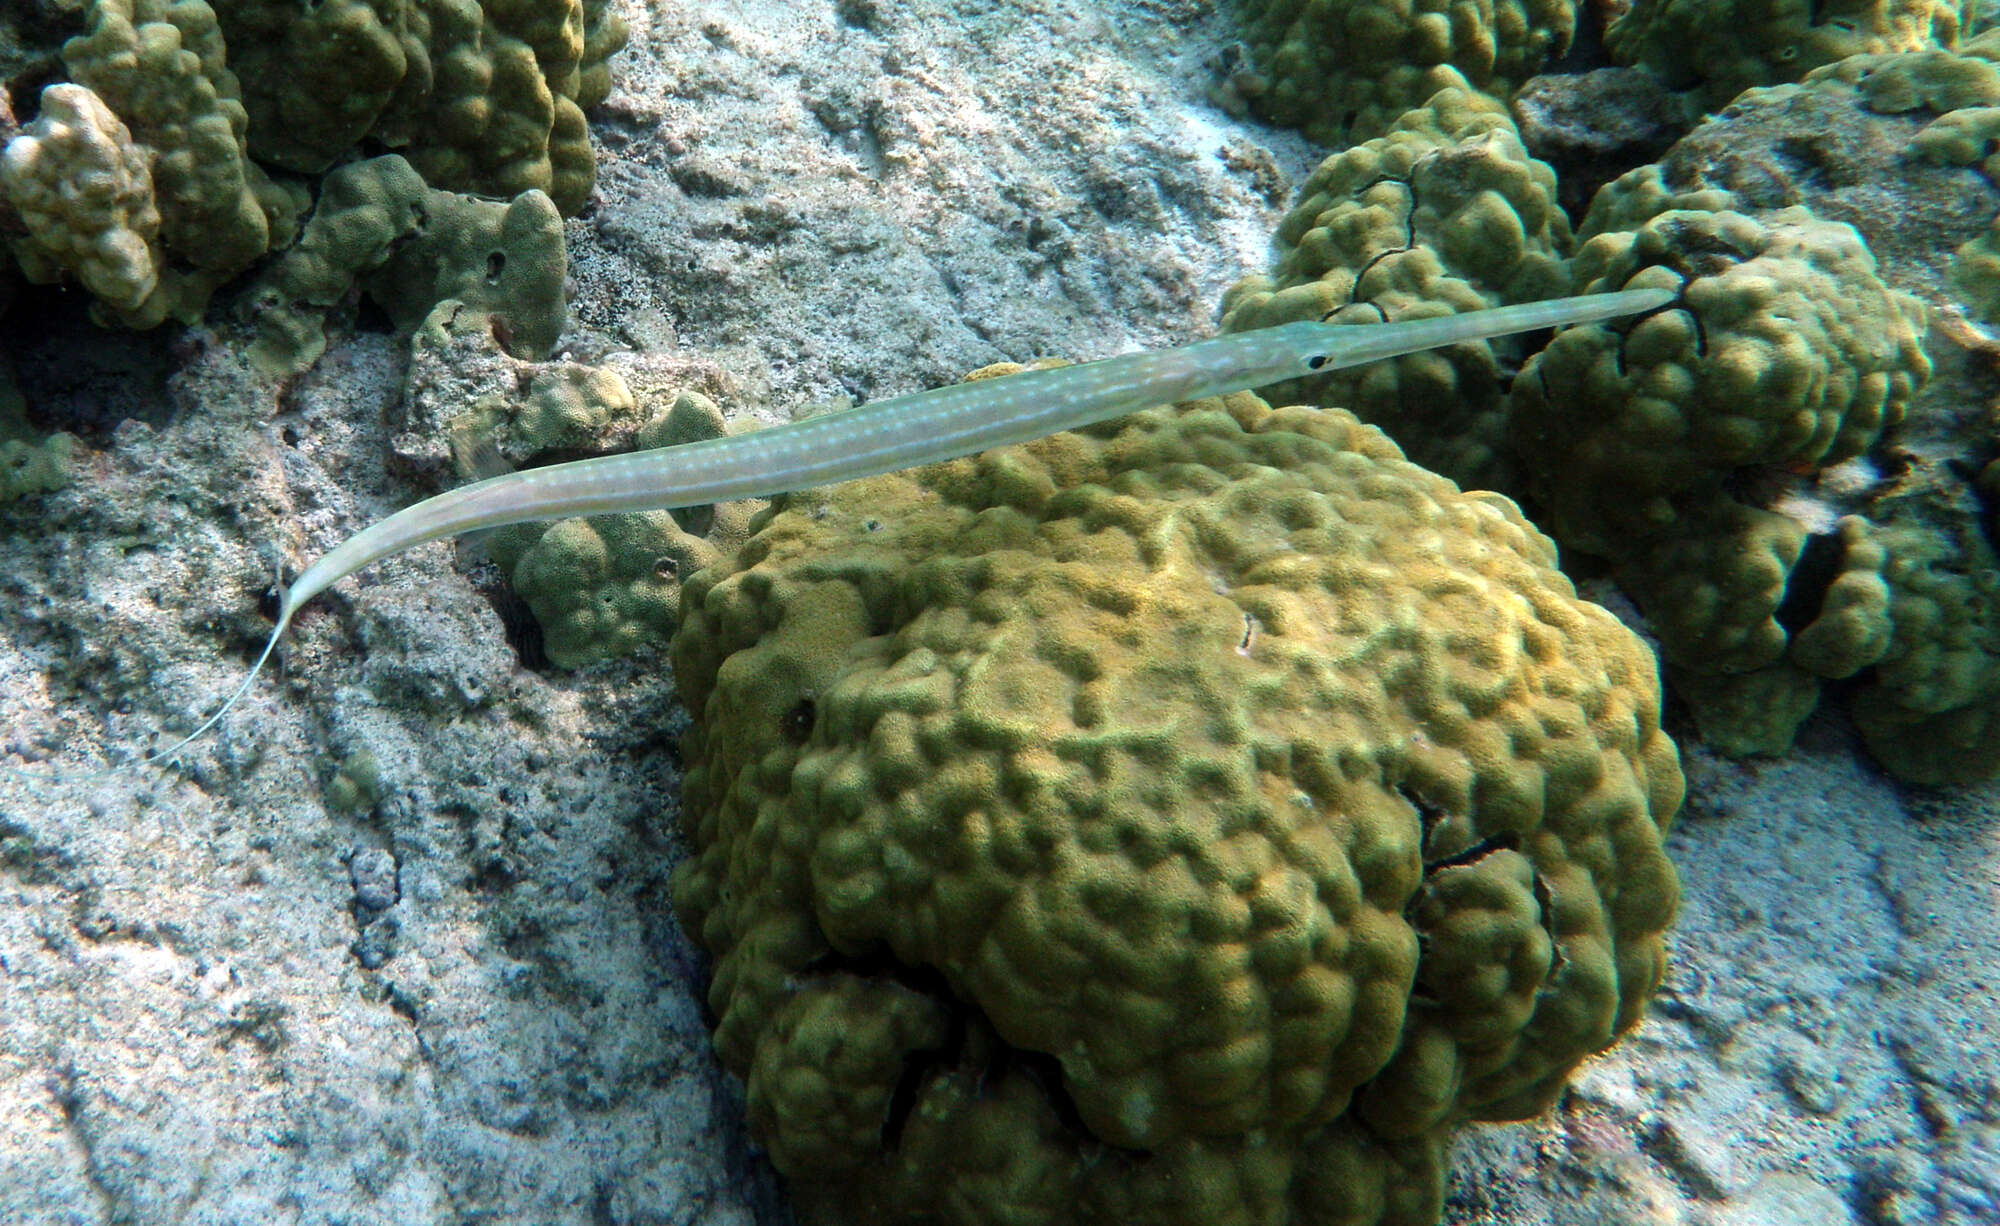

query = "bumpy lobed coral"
[1852, 514, 2000, 785]
[1225, 0, 1575, 146]
[1607, 0, 1966, 110]
[0, 0, 624, 328]
[1220, 75, 1570, 491]
[1, 355, 73, 507]
[6, 0, 307, 327]
[1514, 201, 1930, 755]
[1222, 33, 2000, 783]
[203, 0, 626, 211]
[1514, 38, 2000, 782]
[1522, 200, 1928, 612]
[480, 389, 766, 669]
[2, 83, 162, 314]
[244, 154, 567, 373]
[671, 384, 1682, 1225]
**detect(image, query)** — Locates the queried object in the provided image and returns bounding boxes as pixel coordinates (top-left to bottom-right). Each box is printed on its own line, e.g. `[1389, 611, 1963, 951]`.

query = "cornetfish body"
[93, 286, 1680, 771]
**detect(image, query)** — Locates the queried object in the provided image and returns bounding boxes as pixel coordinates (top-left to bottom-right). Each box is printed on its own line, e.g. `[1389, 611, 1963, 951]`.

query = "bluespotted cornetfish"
[35, 286, 1674, 775]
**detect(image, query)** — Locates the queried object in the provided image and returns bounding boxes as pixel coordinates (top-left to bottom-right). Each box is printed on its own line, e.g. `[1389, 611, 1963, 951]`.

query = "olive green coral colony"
[672, 387, 1681, 1224]
[1227, 2, 2000, 787]
[0, 0, 1994, 1223]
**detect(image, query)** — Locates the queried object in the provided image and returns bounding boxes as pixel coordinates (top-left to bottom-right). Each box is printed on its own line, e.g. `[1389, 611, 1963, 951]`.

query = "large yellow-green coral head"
[671, 386, 1681, 1225]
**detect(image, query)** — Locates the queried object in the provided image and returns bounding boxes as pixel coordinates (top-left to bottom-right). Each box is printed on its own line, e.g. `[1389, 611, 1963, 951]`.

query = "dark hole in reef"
[654, 555, 679, 579]
[1769, 134, 1846, 190]
[3, 61, 69, 127]
[500, 919, 548, 964]
[256, 583, 284, 626]
[470, 564, 550, 672]
[878, 1050, 938, 1151]
[1721, 461, 1802, 510]
[1950, 448, 2000, 558]
[3, 281, 178, 436]
[385, 989, 419, 1023]
[834, 0, 885, 32]
[1531, 861, 1567, 975]
[1422, 831, 1519, 876]
[782, 697, 817, 744]
[350, 291, 397, 338]
[1774, 527, 1846, 638]
[1395, 781, 1449, 852]
[996, 1044, 1117, 1156]
[469, 857, 519, 895]
[485, 251, 507, 283]
[793, 950, 966, 1150]
[1511, 325, 1556, 358]
[489, 313, 519, 355]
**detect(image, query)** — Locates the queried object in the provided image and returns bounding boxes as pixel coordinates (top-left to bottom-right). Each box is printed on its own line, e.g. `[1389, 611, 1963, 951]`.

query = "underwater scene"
[0, 0, 1995, 1223]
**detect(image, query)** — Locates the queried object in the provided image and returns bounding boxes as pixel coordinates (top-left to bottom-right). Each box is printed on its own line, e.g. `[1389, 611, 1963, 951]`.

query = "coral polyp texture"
[0, 82, 161, 314]
[0, 0, 625, 327]
[1514, 201, 1932, 758]
[486, 389, 767, 669]
[207, 0, 627, 212]
[1225, 0, 1575, 146]
[1495, 36, 2000, 782]
[1219, 77, 1570, 491]
[243, 154, 566, 373]
[1606, 0, 1966, 109]
[670, 385, 1682, 1225]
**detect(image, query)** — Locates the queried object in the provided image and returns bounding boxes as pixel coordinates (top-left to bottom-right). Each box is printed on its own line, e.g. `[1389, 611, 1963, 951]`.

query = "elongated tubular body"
[75, 286, 1670, 775]
[282, 287, 1671, 620]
